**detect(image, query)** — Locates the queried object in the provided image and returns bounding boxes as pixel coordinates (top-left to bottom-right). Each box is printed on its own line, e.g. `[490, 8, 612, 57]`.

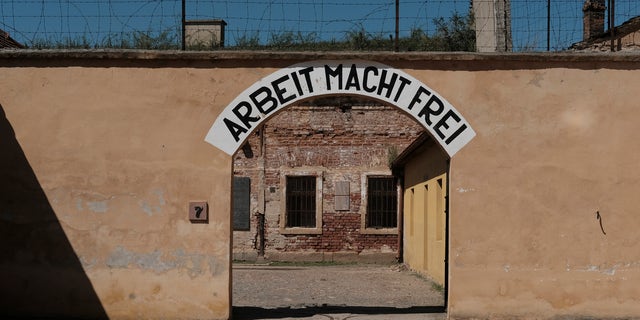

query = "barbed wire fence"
[512, 0, 640, 51]
[1, 0, 639, 51]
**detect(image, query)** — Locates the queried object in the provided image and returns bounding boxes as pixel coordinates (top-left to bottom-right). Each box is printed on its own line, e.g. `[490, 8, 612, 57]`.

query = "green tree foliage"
[243, 11, 476, 52]
[394, 12, 476, 51]
[431, 12, 476, 51]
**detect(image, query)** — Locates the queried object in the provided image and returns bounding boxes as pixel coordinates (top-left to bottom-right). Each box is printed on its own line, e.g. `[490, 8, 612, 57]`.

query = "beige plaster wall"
[1, 52, 640, 319]
[0, 63, 254, 319]
[440, 65, 640, 319]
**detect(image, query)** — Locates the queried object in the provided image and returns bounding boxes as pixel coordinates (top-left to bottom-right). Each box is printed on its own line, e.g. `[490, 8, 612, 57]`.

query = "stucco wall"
[1, 51, 640, 319]
[443, 61, 640, 319]
[0, 60, 238, 319]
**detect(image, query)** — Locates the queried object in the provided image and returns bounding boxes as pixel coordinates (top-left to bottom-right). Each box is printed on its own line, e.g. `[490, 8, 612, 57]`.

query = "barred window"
[366, 176, 397, 228]
[286, 176, 317, 228]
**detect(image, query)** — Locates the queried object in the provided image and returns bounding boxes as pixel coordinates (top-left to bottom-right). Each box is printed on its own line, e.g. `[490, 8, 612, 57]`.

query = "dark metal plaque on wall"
[233, 176, 251, 231]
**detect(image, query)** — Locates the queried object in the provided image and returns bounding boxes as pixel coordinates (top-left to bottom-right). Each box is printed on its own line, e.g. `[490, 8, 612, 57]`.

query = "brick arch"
[205, 60, 475, 157]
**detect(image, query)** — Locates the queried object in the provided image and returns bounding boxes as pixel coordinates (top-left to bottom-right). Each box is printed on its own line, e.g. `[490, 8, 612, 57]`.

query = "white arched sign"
[205, 60, 475, 157]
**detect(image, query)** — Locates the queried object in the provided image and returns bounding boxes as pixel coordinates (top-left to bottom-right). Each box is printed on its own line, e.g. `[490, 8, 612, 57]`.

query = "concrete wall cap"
[2, 49, 640, 65]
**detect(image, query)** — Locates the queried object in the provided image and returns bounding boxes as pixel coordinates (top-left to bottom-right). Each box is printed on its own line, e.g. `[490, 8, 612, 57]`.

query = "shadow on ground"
[233, 305, 445, 320]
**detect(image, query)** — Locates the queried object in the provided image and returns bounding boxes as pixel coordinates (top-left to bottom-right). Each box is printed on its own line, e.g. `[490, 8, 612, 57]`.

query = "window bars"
[286, 176, 316, 228]
[367, 177, 397, 228]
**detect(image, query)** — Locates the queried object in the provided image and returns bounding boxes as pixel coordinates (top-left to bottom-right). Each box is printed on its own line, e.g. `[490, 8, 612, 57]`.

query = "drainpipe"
[257, 212, 265, 257]
[256, 124, 267, 258]
[444, 158, 451, 310]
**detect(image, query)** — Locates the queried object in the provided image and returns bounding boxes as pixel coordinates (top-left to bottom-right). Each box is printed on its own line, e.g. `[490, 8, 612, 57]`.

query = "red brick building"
[570, 0, 640, 52]
[232, 97, 424, 262]
[0, 29, 24, 49]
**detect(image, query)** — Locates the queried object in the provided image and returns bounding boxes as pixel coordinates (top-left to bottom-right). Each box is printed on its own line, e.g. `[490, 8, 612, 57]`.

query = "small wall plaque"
[335, 181, 350, 211]
[189, 201, 208, 223]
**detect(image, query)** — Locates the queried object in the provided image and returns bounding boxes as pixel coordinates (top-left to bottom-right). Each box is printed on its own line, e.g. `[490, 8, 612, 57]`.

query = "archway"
[205, 60, 475, 157]
[206, 60, 475, 316]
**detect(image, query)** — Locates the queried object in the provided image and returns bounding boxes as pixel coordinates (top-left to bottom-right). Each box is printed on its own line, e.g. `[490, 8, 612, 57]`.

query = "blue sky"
[1, 0, 640, 51]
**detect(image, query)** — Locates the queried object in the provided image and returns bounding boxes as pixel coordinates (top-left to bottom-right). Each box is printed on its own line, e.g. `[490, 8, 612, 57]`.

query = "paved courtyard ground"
[232, 263, 446, 320]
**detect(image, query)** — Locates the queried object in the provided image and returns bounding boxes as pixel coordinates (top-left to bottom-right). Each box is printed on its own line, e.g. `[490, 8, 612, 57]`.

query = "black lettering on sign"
[290, 71, 304, 96]
[377, 69, 398, 99]
[418, 95, 445, 126]
[408, 86, 431, 110]
[250, 86, 278, 115]
[298, 66, 315, 94]
[344, 64, 361, 91]
[207, 62, 476, 158]
[434, 109, 462, 140]
[223, 118, 247, 142]
[363, 66, 378, 93]
[225, 101, 261, 142]
[445, 123, 468, 145]
[393, 76, 412, 103]
[271, 74, 296, 105]
[232, 101, 260, 129]
[325, 64, 343, 90]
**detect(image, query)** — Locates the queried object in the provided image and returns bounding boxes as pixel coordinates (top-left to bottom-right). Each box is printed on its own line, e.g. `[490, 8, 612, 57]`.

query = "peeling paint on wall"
[576, 264, 620, 276]
[80, 256, 98, 269]
[139, 189, 166, 216]
[73, 189, 167, 216]
[105, 246, 221, 278]
[528, 72, 545, 87]
[456, 187, 475, 193]
[86, 201, 108, 213]
[75, 198, 108, 213]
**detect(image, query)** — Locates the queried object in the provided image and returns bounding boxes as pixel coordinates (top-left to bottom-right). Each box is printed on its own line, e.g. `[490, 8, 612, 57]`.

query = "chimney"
[583, 0, 606, 41]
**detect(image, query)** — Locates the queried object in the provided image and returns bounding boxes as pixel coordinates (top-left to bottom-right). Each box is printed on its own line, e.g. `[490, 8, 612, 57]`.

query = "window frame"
[360, 173, 399, 235]
[279, 169, 323, 235]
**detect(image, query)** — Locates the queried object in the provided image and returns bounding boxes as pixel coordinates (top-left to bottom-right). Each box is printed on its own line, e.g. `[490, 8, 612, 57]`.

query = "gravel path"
[232, 264, 445, 309]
